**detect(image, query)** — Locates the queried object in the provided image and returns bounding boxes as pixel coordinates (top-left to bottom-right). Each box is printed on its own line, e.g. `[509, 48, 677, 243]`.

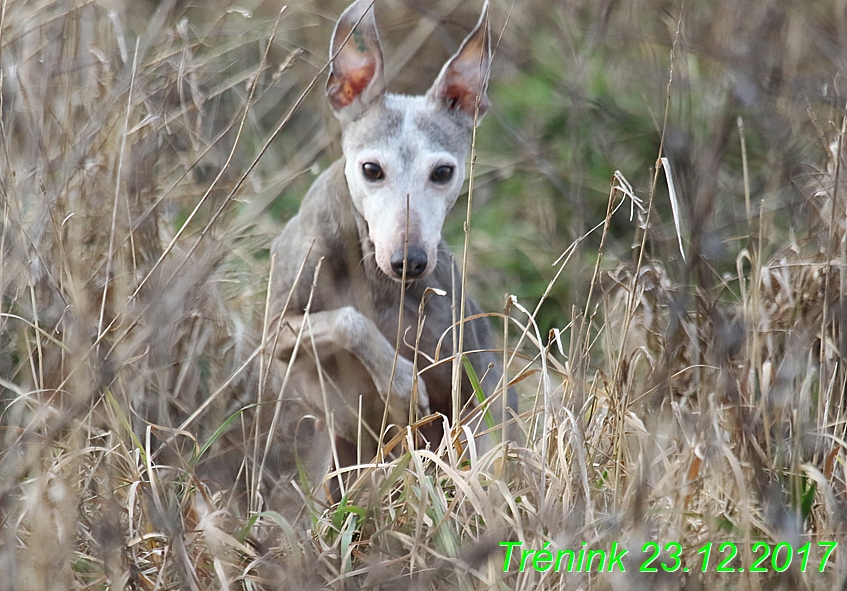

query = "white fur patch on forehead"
[342, 94, 472, 156]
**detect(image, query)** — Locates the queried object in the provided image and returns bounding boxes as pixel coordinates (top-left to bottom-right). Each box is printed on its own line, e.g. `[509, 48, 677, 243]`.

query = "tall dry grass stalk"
[1, 1, 846, 590]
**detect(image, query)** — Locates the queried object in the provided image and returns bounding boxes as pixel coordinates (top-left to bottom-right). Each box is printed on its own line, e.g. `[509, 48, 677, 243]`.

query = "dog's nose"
[390, 247, 428, 279]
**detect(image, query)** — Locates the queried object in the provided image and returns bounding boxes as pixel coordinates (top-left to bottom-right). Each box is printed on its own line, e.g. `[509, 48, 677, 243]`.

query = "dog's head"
[326, 0, 491, 281]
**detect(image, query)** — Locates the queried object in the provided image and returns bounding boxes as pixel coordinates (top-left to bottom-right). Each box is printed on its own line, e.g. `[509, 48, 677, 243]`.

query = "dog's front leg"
[275, 307, 431, 425]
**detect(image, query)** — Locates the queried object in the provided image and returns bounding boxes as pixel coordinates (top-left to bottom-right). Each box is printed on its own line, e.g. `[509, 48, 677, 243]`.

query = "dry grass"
[1, 1, 846, 590]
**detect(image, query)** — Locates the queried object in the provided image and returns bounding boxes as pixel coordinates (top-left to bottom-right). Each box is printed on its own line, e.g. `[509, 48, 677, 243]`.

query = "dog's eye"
[362, 162, 385, 181]
[430, 165, 454, 184]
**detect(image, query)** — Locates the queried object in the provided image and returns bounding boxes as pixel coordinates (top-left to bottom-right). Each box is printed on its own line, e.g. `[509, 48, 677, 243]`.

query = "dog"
[269, 0, 514, 488]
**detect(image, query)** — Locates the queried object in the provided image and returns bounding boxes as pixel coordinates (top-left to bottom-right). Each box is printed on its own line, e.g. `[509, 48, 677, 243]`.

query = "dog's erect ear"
[327, 0, 386, 120]
[427, 1, 491, 122]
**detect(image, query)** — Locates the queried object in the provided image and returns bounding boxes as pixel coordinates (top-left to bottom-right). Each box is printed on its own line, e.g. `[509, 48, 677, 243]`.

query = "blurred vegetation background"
[94, 0, 844, 336]
[3, 0, 847, 588]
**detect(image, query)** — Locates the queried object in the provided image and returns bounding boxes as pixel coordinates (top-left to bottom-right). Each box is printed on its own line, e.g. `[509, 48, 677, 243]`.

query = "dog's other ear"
[428, 0, 491, 122]
[327, 0, 386, 121]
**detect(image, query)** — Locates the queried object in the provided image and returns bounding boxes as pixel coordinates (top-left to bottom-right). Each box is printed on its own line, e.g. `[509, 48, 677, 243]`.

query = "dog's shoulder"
[270, 159, 362, 313]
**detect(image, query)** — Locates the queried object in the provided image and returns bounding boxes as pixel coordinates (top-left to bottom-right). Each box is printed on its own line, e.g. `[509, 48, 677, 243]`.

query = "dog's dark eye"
[430, 165, 454, 184]
[362, 162, 385, 181]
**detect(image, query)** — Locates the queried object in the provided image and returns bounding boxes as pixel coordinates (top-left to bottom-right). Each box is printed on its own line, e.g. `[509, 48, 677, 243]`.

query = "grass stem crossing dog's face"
[326, 0, 491, 281]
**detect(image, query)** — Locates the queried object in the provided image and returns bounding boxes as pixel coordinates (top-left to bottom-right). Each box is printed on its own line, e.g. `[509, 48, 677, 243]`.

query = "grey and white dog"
[270, 0, 513, 480]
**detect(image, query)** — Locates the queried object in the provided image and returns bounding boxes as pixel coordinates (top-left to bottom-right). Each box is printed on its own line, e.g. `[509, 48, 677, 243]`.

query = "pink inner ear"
[443, 81, 480, 113]
[328, 59, 376, 110]
[441, 63, 488, 115]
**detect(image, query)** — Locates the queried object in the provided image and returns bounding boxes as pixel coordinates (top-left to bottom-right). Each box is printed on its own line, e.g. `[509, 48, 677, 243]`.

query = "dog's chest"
[320, 237, 460, 408]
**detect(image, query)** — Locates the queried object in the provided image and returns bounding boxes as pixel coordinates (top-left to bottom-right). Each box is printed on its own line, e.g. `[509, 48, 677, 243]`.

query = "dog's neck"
[321, 159, 402, 308]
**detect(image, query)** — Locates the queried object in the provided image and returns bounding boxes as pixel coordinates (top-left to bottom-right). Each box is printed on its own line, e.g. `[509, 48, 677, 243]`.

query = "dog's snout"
[390, 247, 428, 279]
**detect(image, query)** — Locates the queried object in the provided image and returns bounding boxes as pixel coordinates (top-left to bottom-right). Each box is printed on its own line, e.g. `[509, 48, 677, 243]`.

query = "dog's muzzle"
[389, 246, 428, 279]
